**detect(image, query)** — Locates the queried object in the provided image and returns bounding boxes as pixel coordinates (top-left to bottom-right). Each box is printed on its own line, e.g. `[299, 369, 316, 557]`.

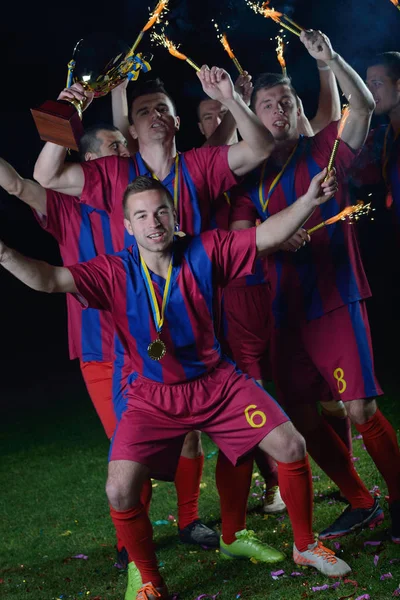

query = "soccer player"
[0, 171, 352, 600]
[230, 29, 399, 541]
[32, 65, 289, 563]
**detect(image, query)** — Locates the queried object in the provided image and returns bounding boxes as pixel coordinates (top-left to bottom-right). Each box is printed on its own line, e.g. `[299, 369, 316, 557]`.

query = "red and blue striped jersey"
[231, 121, 370, 327]
[68, 228, 257, 384]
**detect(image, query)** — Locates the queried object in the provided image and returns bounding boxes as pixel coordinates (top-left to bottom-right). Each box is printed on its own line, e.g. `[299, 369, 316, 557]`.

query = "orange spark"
[337, 106, 351, 139]
[142, 0, 169, 32]
[260, 1, 283, 23]
[221, 33, 235, 59]
[167, 40, 188, 61]
[307, 201, 372, 234]
[390, 0, 399, 6]
[276, 36, 286, 70]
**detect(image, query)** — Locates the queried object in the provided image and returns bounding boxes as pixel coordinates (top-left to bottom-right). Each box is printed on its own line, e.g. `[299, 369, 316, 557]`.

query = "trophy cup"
[31, 34, 152, 151]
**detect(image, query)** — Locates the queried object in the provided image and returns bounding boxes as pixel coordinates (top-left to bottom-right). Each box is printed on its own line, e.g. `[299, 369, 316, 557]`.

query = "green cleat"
[124, 561, 142, 600]
[219, 529, 285, 563]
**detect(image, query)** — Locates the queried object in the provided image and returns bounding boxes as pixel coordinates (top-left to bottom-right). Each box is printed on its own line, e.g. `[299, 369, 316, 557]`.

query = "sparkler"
[151, 32, 200, 71]
[390, 0, 400, 11]
[212, 21, 244, 74]
[275, 36, 286, 76]
[246, 1, 303, 37]
[307, 201, 372, 235]
[324, 106, 351, 179]
[129, 1, 169, 56]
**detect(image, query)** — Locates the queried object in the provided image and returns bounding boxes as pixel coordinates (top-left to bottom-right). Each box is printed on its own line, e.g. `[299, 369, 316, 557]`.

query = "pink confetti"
[352, 456, 360, 462]
[381, 573, 393, 580]
[291, 572, 303, 577]
[355, 596, 370, 600]
[334, 542, 341, 550]
[113, 562, 124, 569]
[168, 515, 175, 521]
[312, 585, 329, 591]
[195, 595, 219, 600]
[353, 434, 363, 440]
[390, 558, 400, 564]
[72, 554, 88, 560]
[374, 554, 379, 566]
[312, 476, 320, 480]
[364, 541, 381, 547]
[393, 588, 400, 597]
[271, 569, 285, 579]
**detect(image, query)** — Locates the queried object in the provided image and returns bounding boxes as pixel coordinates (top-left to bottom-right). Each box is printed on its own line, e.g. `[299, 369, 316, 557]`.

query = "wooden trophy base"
[31, 100, 84, 151]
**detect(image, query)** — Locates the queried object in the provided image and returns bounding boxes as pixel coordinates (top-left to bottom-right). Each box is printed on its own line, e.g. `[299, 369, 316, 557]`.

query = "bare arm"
[309, 61, 341, 134]
[0, 158, 47, 214]
[197, 66, 274, 176]
[0, 241, 76, 294]
[111, 81, 138, 155]
[301, 30, 375, 149]
[255, 169, 337, 255]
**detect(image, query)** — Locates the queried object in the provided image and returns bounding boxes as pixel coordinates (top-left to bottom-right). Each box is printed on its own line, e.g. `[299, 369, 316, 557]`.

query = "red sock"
[321, 413, 353, 456]
[174, 455, 204, 530]
[116, 478, 153, 554]
[277, 456, 314, 551]
[355, 409, 400, 503]
[110, 504, 164, 588]
[305, 419, 373, 509]
[216, 451, 253, 545]
[254, 448, 279, 489]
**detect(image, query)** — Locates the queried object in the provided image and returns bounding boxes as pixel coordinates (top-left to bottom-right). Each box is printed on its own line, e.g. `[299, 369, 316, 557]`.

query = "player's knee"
[347, 398, 377, 425]
[284, 432, 307, 462]
[181, 430, 203, 458]
[321, 399, 347, 419]
[106, 477, 134, 511]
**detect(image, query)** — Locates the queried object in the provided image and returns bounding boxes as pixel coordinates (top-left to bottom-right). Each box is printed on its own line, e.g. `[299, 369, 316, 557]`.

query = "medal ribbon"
[140, 256, 173, 335]
[151, 154, 180, 212]
[258, 139, 301, 212]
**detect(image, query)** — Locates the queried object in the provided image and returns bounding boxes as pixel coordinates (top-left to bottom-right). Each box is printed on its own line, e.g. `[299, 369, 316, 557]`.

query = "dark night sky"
[0, 0, 398, 386]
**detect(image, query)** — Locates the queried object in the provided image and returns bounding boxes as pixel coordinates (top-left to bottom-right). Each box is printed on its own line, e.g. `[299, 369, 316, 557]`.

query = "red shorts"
[222, 283, 272, 381]
[271, 301, 383, 407]
[110, 360, 288, 481]
[80, 360, 117, 439]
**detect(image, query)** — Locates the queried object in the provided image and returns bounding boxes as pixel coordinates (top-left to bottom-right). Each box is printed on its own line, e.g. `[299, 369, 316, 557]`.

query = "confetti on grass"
[72, 554, 88, 560]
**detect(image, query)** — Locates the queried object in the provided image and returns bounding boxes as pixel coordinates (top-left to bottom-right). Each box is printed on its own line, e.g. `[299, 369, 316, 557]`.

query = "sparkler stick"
[275, 36, 286, 76]
[129, 1, 169, 56]
[324, 106, 351, 179]
[152, 32, 200, 71]
[307, 202, 371, 235]
[246, 1, 303, 37]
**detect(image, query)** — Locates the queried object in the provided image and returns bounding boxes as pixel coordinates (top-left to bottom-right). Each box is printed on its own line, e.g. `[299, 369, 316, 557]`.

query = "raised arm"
[0, 240, 76, 294]
[255, 169, 337, 255]
[202, 72, 253, 148]
[111, 80, 138, 155]
[309, 61, 341, 134]
[197, 66, 274, 176]
[0, 157, 47, 214]
[300, 30, 375, 149]
[33, 83, 92, 196]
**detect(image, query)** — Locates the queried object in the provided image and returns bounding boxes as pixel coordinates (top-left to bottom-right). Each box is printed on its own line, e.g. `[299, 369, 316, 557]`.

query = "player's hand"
[300, 30, 337, 63]
[197, 65, 235, 103]
[0, 239, 7, 263]
[280, 228, 310, 252]
[306, 168, 338, 206]
[57, 82, 94, 112]
[234, 71, 253, 106]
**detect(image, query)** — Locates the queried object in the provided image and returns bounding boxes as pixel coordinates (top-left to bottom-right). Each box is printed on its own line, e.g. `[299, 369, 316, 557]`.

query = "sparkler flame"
[390, 0, 399, 6]
[151, 32, 187, 59]
[337, 105, 351, 139]
[221, 33, 235, 59]
[275, 36, 286, 69]
[246, 1, 302, 36]
[325, 201, 371, 226]
[142, 0, 169, 32]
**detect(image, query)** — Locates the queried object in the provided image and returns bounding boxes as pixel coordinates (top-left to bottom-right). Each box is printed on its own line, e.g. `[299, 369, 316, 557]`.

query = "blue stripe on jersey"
[99, 211, 116, 254]
[180, 155, 202, 235]
[305, 153, 361, 311]
[112, 335, 128, 422]
[185, 236, 221, 355]
[347, 302, 378, 397]
[79, 205, 103, 359]
[245, 259, 266, 286]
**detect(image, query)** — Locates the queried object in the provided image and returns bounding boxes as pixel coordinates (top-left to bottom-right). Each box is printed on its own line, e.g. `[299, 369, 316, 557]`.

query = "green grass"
[1, 366, 400, 600]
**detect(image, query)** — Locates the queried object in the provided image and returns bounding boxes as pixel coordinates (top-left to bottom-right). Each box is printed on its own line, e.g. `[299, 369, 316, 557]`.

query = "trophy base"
[31, 100, 84, 151]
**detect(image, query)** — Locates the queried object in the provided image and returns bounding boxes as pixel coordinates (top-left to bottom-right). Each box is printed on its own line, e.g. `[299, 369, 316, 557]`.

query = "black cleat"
[116, 545, 129, 569]
[319, 498, 384, 540]
[390, 499, 400, 543]
[178, 519, 220, 548]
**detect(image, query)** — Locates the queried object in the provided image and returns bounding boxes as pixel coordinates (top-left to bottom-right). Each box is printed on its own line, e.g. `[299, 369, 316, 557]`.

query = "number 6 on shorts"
[245, 404, 267, 428]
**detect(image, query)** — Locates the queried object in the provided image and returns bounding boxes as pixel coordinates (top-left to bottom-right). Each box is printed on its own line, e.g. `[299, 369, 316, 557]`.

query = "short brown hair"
[251, 72, 300, 111]
[123, 176, 174, 217]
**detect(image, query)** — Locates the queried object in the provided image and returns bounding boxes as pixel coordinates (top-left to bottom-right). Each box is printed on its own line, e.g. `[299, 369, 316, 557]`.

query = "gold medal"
[147, 338, 167, 361]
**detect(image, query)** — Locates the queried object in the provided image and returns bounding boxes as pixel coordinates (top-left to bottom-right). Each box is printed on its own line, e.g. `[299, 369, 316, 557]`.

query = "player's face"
[254, 84, 301, 141]
[198, 99, 228, 139]
[366, 65, 400, 116]
[129, 93, 180, 144]
[95, 130, 130, 158]
[124, 189, 176, 253]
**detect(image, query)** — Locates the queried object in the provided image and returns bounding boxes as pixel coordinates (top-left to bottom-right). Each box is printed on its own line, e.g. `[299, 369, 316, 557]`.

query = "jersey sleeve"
[33, 189, 74, 244]
[311, 120, 357, 172]
[183, 145, 241, 201]
[67, 254, 116, 311]
[350, 129, 383, 187]
[80, 156, 129, 212]
[229, 185, 259, 225]
[203, 228, 257, 285]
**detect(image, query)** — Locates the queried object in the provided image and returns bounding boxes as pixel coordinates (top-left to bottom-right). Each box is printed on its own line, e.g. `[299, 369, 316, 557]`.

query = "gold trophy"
[31, 34, 152, 151]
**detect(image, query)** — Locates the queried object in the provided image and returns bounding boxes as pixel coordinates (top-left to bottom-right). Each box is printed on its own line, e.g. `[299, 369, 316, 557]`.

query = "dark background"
[0, 0, 398, 391]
